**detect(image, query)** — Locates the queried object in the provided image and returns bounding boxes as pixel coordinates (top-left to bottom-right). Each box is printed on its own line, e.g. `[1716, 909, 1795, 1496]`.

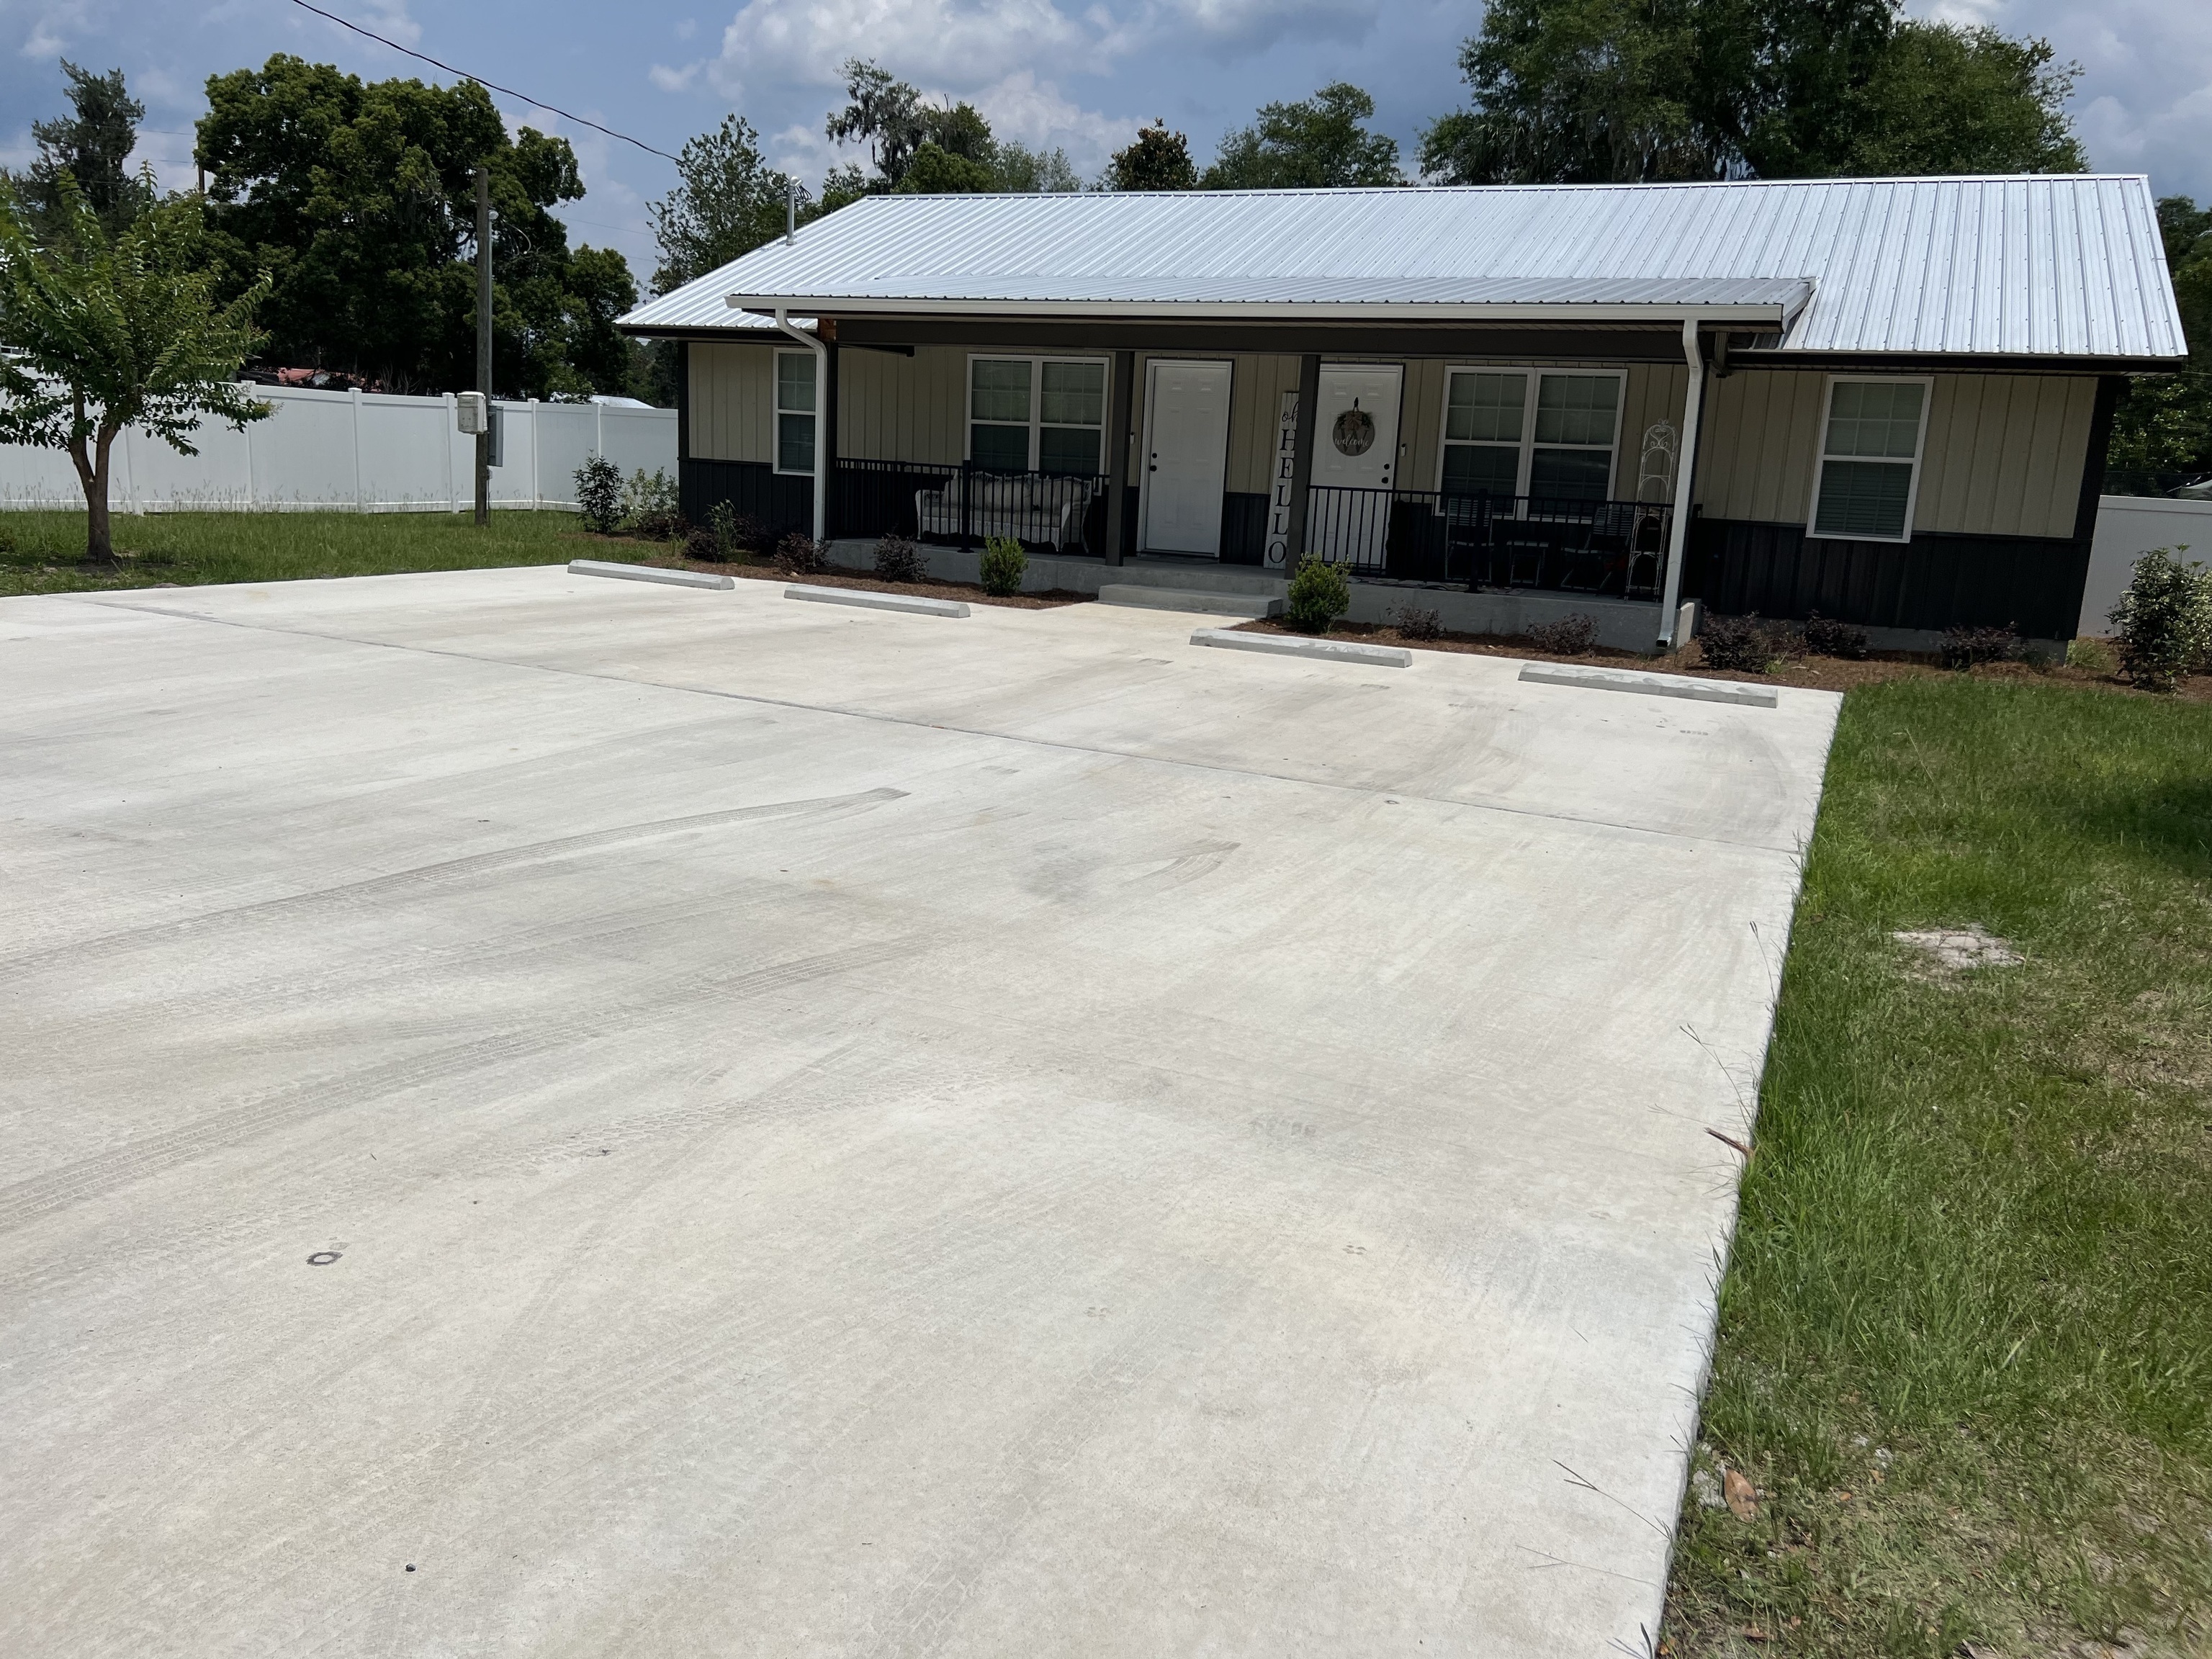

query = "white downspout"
[1655, 316, 1705, 650]
[771, 305, 827, 544]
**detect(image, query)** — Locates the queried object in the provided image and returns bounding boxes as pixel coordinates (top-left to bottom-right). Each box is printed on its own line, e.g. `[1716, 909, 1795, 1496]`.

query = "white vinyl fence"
[0, 383, 675, 513]
[2081, 495, 2212, 634]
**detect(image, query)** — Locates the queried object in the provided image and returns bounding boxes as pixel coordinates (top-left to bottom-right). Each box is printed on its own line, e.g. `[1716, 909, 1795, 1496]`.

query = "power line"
[284, 0, 680, 163]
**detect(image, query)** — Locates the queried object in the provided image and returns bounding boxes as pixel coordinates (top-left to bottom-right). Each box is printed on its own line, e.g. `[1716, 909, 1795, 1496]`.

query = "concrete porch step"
[1099, 584, 1285, 619]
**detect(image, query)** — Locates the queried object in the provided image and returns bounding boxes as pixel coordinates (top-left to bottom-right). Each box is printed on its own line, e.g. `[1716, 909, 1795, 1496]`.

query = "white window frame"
[1805, 373, 1932, 545]
[1432, 364, 1628, 502]
[772, 348, 817, 477]
[964, 353, 1112, 474]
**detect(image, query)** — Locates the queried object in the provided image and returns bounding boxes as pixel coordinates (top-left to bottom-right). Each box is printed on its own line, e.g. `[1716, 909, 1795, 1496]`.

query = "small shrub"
[873, 534, 929, 583]
[618, 466, 678, 531]
[574, 455, 622, 534]
[778, 531, 830, 575]
[1390, 604, 1444, 640]
[1284, 557, 1351, 634]
[2065, 635, 2117, 674]
[1699, 612, 1778, 673]
[706, 500, 760, 562]
[1527, 613, 1597, 655]
[683, 526, 721, 562]
[1800, 611, 1869, 660]
[629, 508, 688, 542]
[979, 536, 1028, 598]
[2107, 547, 2212, 692]
[1940, 624, 2023, 671]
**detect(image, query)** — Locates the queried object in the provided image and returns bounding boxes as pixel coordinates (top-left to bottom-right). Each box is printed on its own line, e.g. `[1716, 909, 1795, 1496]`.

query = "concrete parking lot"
[0, 567, 1839, 1657]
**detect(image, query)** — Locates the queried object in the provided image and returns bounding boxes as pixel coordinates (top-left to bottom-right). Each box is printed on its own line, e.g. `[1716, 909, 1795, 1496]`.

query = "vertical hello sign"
[1264, 390, 1300, 569]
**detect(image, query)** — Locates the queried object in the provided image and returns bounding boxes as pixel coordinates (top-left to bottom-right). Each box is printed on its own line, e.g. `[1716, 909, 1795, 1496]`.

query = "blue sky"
[5, 0, 2209, 293]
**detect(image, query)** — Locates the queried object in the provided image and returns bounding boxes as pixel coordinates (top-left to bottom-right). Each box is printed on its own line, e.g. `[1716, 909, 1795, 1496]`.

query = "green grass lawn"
[0, 508, 595, 597]
[1665, 678, 2212, 1658]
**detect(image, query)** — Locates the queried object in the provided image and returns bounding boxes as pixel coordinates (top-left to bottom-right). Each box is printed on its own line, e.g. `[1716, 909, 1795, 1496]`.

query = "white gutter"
[1655, 318, 1705, 652]
[770, 305, 827, 544]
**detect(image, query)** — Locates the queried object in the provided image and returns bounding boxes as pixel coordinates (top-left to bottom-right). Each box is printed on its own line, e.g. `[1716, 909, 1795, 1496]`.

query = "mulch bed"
[1226, 617, 2211, 701]
[567, 534, 1089, 609]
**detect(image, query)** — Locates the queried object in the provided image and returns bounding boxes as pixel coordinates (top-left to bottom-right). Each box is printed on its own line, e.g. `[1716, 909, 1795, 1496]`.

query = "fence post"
[444, 394, 457, 512]
[528, 399, 541, 509]
[350, 386, 366, 512]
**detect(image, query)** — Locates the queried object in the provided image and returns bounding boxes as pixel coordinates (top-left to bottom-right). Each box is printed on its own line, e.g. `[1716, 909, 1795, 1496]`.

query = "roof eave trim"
[721, 295, 1797, 325]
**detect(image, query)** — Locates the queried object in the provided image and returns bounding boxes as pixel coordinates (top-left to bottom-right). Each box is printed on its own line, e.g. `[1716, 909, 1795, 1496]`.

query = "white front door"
[1140, 359, 1233, 555]
[1306, 364, 1403, 565]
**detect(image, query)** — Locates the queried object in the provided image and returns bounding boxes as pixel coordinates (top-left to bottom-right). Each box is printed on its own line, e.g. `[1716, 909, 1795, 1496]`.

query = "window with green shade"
[968, 356, 1107, 474]
[1811, 379, 1925, 541]
[775, 350, 816, 475]
[1438, 368, 1620, 503]
[1440, 372, 1524, 500]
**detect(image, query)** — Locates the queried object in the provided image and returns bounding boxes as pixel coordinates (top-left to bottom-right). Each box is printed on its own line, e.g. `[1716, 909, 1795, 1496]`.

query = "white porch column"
[1655, 318, 1706, 649]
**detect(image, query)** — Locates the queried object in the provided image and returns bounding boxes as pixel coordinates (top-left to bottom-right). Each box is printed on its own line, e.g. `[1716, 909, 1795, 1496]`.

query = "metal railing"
[1304, 487, 1672, 598]
[832, 457, 1107, 552]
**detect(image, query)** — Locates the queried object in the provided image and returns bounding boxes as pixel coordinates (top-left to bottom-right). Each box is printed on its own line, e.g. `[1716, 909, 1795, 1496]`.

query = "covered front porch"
[677, 315, 1726, 639]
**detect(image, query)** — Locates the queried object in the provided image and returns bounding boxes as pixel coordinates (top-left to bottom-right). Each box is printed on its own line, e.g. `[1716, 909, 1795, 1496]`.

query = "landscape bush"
[1940, 624, 2023, 670]
[2107, 546, 2212, 692]
[706, 500, 760, 562]
[1390, 603, 1444, 639]
[618, 467, 679, 531]
[2065, 634, 2118, 673]
[573, 456, 622, 535]
[1800, 611, 1869, 659]
[873, 534, 929, 583]
[683, 526, 720, 562]
[1284, 556, 1351, 634]
[777, 531, 830, 575]
[1527, 613, 1597, 655]
[1699, 612, 1779, 673]
[979, 536, 1028, 598]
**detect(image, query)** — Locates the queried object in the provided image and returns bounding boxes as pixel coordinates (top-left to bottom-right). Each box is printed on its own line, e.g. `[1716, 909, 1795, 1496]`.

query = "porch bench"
[915, 471, 1092, 552]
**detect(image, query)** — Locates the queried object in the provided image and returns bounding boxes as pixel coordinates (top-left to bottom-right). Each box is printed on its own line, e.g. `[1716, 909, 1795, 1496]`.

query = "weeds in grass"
[1665, 678, 2212, 1658]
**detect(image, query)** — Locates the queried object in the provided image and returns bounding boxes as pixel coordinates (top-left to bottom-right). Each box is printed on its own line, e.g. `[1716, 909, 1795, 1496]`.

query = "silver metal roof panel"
[619, 176, 2183, 361]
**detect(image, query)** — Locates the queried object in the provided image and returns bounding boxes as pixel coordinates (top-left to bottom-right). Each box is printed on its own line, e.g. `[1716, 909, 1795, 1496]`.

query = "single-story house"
[617, 176, 2186, 648]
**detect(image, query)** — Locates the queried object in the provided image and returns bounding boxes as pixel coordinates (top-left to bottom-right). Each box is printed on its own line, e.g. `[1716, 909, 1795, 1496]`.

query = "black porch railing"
[832, 457, 1108, 553]
[1305, 486, 1673, 598]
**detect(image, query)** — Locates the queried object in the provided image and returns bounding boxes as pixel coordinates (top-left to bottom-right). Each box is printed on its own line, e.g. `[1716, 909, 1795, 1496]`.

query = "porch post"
[1103, 349, 1135, 565]
[1655, 319, 1706, 649]
[822, 333, 840, 539]
[1283, 352, 1322, 566]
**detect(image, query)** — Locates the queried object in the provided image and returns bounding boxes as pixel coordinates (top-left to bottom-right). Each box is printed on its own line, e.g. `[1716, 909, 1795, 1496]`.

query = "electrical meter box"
[454, 392, 487, 434]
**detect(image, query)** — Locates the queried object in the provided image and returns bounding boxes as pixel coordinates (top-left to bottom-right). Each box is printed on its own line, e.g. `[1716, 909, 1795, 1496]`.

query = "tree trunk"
[81, 428, 117, 566]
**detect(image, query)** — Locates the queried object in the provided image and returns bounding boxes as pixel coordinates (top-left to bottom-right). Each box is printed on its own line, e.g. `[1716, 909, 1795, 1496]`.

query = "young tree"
[194, 55, 638, 397]
[895, 143, 997, 195]
[8, 61, 156, 241]
[1202, 84, 1401, 189]
[0, 183, 271, 562]
[649, 114, 809, 292]
[991, 140, 1082, 194]
[1105, 122, 1199, 191]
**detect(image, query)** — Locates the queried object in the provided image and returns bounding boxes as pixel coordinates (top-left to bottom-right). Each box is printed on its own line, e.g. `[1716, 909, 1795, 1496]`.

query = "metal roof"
[619, 175, 2185, 362]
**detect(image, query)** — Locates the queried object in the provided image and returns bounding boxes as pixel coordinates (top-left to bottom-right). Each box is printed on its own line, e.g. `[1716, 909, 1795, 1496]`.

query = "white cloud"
[969, 70, 1132, 169]
[649, 62, 702, 93]
[709, 0, 1095, 102]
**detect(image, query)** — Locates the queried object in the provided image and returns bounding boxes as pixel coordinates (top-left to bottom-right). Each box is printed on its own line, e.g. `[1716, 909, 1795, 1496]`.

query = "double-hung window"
[968, 356, 1107, 475]
[1439, 368, 1623, 503]
[774, 349, 816, 475]
[1809, 377, 1928, 541]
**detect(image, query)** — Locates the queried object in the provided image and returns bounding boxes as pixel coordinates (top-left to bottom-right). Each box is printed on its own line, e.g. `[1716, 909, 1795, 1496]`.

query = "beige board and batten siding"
[688, 341, 776, 464]
[1697, 371, 2098, 539]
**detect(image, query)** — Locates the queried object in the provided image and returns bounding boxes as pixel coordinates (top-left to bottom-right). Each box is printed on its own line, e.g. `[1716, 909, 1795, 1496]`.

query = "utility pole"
[475, 166, 492, 528]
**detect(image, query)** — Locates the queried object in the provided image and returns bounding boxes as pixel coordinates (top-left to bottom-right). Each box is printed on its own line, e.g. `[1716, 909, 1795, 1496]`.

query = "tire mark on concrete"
[0, 786, 906, 989]
[0, 932, 933, 1238]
